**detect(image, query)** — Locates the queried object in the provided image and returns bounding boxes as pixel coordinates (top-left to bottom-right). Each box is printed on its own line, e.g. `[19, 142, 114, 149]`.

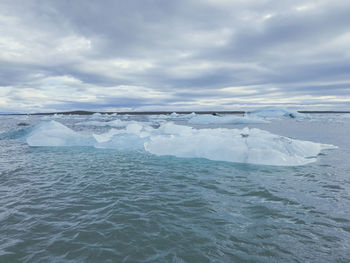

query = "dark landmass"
[1, 110, 350, 116]
[17, 122, 30, 126]
[3, 110, 245, 115]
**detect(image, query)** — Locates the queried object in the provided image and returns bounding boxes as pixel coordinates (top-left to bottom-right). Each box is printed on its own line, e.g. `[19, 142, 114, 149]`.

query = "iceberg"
[188, 114, 268, 124]
[246, 107, 307, 119]
[25, 121, 336, 166]
[94, 123, 148, 150]
[26, 121, 96, 146]
[76, 119, 141, 127]
[40, 114, 86, 121]
[145, 124, 336, 166]
[40, 113, 64, 120]
[148, 112, 196, 120]
[90, 112, 102, 119]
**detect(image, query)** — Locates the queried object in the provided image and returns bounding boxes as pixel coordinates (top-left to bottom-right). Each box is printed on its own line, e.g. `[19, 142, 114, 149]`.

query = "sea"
[1, 111, 350, 262]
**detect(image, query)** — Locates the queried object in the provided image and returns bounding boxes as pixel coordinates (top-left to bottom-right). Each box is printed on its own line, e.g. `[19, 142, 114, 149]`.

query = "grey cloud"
[0, 0, 350, 112]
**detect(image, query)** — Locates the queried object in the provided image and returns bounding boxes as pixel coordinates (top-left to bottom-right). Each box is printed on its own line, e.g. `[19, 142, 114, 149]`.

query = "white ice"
[144, 124, 335, 166]
[76, 119, 143, 128]
[26, 120, 337, 166]
[148, 112, 196, 120]
[188, 114, 268, 124]
[246, 107, 307, 119]
[26, 120, 96, 146]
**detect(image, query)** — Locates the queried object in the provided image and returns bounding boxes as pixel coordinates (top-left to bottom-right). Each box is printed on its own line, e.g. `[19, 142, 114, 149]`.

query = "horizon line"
[1, 110, 350, 116]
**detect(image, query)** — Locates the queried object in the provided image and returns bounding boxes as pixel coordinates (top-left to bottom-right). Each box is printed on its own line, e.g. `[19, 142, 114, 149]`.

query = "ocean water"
[1, 113, 350, 262]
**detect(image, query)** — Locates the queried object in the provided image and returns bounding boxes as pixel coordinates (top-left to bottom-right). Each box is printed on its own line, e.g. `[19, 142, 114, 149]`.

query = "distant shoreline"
[1, 110, 350, 116]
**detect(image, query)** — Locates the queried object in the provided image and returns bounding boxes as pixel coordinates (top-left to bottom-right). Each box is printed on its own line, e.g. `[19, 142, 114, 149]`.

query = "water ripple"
[1, 117, 350, 262]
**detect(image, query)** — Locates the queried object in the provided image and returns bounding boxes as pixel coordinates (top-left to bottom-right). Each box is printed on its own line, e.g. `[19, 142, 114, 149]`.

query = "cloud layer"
[1, 0, 350, 112]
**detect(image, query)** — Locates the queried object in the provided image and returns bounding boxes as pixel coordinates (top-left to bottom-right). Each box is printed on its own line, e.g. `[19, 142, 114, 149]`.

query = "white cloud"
[184, 28, 233, 47]
[295, 4, 316, 12]
[56, 36, 92, 54]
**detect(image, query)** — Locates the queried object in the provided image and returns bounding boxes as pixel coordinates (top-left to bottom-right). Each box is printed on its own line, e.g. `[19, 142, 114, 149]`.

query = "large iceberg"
[146, 124, 336, 166]
[26, 120, 336, 166]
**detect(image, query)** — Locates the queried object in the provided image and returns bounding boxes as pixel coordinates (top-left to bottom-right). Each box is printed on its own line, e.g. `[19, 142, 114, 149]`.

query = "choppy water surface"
[1, 113, 350, 262]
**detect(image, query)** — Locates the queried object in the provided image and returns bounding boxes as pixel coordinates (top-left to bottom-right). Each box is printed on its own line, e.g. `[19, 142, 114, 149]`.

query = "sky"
[1, 0, 350, 113]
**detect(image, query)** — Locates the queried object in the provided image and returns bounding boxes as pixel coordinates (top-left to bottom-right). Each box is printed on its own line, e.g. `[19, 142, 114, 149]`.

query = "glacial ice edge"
[26, 121, 337, 166]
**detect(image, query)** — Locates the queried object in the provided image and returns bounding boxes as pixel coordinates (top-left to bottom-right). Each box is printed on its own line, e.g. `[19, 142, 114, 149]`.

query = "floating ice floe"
[148, 112, 196, 120]
[169, 112, 196, 118]
[90, 112, 102, 119]
[40, 114, 85, 121]
[76, 119, 143, 127]
[188, 114, 268, 124]
[41, 114, 63, 120]
[88, 112, 118, 120]
[26, 120, 337, 166]
[145, 123, 336, 166]
[26, 121, 95, 146]
[246, 107, 307, 119]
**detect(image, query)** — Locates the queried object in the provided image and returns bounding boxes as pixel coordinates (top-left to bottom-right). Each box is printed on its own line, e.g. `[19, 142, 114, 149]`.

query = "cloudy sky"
[1, 0, 350, 113]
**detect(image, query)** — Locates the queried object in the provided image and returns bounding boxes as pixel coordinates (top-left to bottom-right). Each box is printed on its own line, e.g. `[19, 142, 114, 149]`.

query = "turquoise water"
[1, 114, 350, 262]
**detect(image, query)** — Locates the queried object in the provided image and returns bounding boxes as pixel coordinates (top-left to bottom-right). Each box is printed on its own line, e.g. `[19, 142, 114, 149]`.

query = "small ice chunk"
[93, 128, 120, 143]
[96, 133, 146, 150]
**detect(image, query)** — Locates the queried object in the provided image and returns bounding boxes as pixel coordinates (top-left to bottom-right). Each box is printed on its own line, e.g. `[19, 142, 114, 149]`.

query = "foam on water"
[25, 120, 336, 166]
